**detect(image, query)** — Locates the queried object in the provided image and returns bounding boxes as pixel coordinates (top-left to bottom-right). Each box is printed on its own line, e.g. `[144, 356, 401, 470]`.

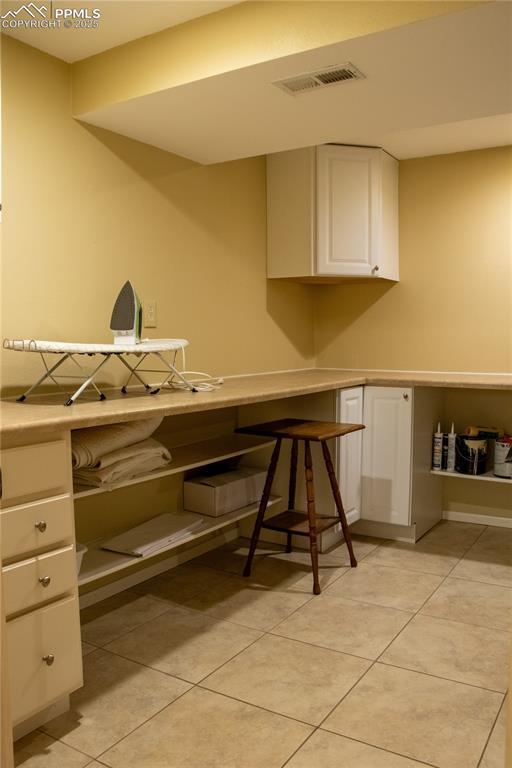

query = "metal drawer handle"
[42, 654, 55, 666]
[39, 576, 51, 587]
[35, 521, 47, 533]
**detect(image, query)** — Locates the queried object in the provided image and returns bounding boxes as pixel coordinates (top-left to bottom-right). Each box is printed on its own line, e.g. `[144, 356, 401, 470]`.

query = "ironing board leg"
[153, 352, 198, 393]
[64, 355, 111, 406]
[116, 354, 151, 393]
[16, 354, 70, 401]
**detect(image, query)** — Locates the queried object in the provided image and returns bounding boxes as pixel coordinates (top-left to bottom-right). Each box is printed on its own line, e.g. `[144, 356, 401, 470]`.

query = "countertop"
[1, 368, 511, 438]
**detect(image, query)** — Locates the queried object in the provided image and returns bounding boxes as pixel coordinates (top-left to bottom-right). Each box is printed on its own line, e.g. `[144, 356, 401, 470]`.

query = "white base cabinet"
[361, 386, 413, 526]
[1, 435, 82, 733]
[338, 387, 363, 523]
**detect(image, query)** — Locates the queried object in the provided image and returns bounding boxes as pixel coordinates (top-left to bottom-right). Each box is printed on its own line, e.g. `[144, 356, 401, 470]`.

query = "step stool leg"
[304, 440, 321, 595]
[243, 438, 282, 578]
[321, 441, 357, 567]
[286, 439, 299, 553]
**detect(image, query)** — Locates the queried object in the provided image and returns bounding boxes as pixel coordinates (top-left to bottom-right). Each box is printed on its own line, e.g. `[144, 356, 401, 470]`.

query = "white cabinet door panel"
[362, 387, 412, 525]
[317, 145, 378, 276]
[338, 387, 363, 522]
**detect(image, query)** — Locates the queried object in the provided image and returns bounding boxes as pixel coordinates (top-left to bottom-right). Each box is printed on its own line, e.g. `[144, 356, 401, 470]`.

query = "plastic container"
[447, 423, 456, 472]
[494, 437, 512, 479]
[432, 423, 443, 470]
[455, 435, 488, 475]
[76, 543, 88, 575]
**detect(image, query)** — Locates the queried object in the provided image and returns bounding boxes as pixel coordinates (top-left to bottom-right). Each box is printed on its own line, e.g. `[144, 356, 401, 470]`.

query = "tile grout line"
[312, 731, 442, 768]
[417, 607, 512, 634]
[81, 595, 178, 649]
[435, 572, 512, 589]
[92, 682, 195, 765]
[65, 527, 504, 766]
[279, 728, 320, 768]
[79, 542, 383, 699]
[376, 659, 508, 696]
[193, 683, 318, 728]
[312, 583, 430, 734]
[78, 541, 388, 763]
[476, 692, 508, 768]
[310, 525, 498, 753]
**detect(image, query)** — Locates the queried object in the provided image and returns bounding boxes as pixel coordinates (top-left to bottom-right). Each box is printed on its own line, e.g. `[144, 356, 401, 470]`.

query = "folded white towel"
[72, 418, 163, 468]
[73, 438, 171, 488]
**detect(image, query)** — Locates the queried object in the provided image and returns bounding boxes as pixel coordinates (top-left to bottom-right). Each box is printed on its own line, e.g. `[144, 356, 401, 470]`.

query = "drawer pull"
[39, 576, 51, 587]
[35, 521, 47, 533]
[42, 654, 55, 666]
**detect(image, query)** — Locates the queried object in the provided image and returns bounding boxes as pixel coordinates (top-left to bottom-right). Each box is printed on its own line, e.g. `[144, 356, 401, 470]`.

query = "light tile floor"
[15, 522, 510, 768]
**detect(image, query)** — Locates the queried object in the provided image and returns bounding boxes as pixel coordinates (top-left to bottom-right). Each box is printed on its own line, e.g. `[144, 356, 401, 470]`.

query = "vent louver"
[274, 63, 364, 96]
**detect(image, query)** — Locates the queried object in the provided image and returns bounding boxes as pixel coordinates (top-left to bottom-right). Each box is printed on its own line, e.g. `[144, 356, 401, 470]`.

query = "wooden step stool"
[235, 418, 365, 595]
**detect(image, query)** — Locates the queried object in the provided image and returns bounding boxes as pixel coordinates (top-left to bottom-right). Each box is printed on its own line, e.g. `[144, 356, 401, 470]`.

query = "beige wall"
[1, 37, 314, 392]
[314, 147, 512, 374]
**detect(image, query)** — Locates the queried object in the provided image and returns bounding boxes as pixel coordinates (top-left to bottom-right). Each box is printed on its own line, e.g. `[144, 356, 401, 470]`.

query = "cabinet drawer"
[1, 495, 74, 561]
[7, 596, 83, 725]
[2, 545, 76, 617]
[1, 440, 69, 506]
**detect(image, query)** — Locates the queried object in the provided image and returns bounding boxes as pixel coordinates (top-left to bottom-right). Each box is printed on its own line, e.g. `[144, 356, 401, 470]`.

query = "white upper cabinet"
[267, 144, 399, 282]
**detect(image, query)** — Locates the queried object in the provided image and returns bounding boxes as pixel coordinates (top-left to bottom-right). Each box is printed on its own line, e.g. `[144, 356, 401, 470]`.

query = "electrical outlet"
[144, 300, 157, 328]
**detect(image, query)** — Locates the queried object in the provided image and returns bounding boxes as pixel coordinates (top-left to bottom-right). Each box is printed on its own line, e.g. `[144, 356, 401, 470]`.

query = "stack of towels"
[72, 417, 172, 488]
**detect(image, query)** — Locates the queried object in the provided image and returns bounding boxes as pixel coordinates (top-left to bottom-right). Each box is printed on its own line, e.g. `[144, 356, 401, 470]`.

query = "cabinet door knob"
[39, 576, 51, 587]
[403, 393, 409, 401]
[35, 521, 47, 532]
[372, 265, 380, 273]
[42, 654, 55, 666]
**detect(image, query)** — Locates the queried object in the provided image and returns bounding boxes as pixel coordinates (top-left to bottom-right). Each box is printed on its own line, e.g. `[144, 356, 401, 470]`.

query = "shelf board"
[74, 434, 275, 499]
[78, 495, 280, 586]
[430, 469, 511, 484]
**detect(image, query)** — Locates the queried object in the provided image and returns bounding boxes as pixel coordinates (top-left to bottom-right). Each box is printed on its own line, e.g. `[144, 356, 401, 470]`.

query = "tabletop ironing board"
[3, 338, 196, 405]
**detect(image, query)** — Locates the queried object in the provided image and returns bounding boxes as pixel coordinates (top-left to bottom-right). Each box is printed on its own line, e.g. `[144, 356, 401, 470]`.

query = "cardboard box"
[183, 467, 266, 517]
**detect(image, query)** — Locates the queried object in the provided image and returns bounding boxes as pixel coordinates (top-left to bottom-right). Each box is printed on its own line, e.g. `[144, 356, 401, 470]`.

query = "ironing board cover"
[4, 339, 189, 354]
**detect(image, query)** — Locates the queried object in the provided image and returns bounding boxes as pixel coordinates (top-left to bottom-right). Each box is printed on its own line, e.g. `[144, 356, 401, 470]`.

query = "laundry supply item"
[442, 432, 449, 470]
[3, 337, 195, 405]
[494, 436, 512, 479]
[101, 512, 205, 557]
[432, 422, 443, 470]
[110, 280, 142, 345]
[184, 467, 267, 517]
[447, 423, 457, 472]
[455, 435, 488, 475]
[73, 438, 171, 488]
[72, 418, 163, 468]
[464, 426, 505, 439]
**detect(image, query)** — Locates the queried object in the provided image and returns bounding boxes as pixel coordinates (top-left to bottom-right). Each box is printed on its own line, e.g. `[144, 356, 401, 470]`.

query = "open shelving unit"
[430, 469, 511, 484]
[78, 496, 280, 586]
[74, 434, 275, 498]
[75, 432, 279, 587]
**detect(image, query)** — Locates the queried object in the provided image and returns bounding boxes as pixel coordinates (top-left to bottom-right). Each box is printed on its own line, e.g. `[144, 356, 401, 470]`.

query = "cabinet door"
[8, 596, 83, 725]
[316, 145, 379, 276]
[338, 387, 363, 523]
[362, 387, 412, 525]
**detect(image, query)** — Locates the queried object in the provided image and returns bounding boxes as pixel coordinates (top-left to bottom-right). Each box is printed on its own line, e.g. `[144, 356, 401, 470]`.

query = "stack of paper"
[101, 512, 205, 557]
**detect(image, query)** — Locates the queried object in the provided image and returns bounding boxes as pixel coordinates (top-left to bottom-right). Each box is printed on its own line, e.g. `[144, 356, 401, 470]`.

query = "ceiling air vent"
[274, 63, 364, 96]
